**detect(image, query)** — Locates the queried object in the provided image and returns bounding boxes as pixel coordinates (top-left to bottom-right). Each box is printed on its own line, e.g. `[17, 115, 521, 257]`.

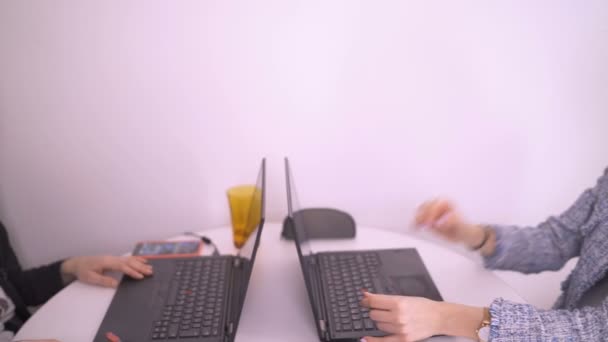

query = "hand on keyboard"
[359, 292, 443, 342]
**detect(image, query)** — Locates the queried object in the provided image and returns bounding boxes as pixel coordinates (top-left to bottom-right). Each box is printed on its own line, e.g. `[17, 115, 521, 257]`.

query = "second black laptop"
[284, 158, 443, 341]
[94, 159, 266, 342]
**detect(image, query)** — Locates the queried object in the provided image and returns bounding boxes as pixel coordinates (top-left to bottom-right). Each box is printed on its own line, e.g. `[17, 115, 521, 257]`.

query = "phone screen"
[134, 241, 201, 256]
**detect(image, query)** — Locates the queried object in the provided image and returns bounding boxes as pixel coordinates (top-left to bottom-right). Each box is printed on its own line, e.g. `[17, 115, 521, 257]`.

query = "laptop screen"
[230, 158, 266, 336]
[238, 159, 266, 263]
[284, 158, 313, 256]
[284, 158, 323, 332]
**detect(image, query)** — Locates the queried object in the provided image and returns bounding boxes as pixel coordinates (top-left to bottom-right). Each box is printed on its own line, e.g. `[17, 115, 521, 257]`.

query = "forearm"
[438, 302, 485, 339]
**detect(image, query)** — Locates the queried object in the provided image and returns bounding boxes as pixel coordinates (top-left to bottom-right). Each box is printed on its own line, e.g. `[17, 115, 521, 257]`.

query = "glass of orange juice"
[227, 184, 262, 249]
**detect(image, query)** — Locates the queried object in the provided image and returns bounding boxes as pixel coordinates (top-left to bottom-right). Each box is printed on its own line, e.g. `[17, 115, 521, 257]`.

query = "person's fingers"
[426, 200, 453, 227]
[82, 271, 118, 288]
[414, 201, 432, 226]
[119, 262, 145, 279]
[99, 257, 145, 279]
[427, 200, 452, 225]
[369, 309, 397, 323]
[360, 292, 397, 310]
[127, 257, 153, 276]
[134, 256, 148, 264]
[415, 199, 450, 226]
[435, 211, 460, 232]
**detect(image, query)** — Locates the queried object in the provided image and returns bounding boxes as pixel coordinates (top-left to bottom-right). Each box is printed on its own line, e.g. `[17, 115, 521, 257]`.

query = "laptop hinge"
[308, 256, 330, 340]
[318, 319, 326, 332]
[224, 256, 239, 340]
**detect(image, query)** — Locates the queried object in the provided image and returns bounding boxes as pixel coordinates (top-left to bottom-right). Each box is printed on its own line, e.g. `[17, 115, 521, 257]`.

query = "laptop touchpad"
[390, 275, 430, 297]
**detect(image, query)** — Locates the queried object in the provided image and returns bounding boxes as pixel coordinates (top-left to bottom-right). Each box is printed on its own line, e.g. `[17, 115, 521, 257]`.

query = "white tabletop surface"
[15, 223, 524, 342]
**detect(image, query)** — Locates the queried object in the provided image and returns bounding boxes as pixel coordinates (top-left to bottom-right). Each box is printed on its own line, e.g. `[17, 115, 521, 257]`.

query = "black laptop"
[284, 158, 443, 341]
[94, 159, 266, 342]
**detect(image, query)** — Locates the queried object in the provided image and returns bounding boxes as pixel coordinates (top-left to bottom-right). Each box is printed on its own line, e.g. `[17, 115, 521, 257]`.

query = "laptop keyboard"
[151, 258, 228, 339]
[320, 252, 381, 333]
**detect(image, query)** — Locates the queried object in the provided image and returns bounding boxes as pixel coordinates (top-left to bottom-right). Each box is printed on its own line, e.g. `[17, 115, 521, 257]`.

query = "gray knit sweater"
[484, 168, 608, 341]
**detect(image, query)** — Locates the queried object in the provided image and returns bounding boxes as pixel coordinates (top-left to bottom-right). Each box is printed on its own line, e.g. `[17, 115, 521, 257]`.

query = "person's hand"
[361, 292, 485, 341]
[414, 199, 483, 248]
[60, 255, 153, 287]
[360, 292, 443, 342]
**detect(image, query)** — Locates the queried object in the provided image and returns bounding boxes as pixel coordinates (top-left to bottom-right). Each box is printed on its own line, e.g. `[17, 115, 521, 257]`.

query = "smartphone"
[132, 240, 203, 259]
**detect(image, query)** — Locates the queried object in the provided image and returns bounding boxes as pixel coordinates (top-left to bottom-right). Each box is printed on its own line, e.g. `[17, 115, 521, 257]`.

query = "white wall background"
[1, 1, 607, 308]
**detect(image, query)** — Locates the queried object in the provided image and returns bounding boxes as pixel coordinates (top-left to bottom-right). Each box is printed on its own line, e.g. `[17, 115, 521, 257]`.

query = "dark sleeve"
[0, 221, 66, 306]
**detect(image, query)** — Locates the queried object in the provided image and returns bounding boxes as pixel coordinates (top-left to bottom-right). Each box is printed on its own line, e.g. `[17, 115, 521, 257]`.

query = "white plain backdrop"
[0, 1, 607, 308]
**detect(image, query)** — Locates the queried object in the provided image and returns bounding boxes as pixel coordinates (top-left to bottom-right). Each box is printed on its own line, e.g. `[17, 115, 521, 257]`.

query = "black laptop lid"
[284, 158, 323, 332]
[230, 158, 266, 337]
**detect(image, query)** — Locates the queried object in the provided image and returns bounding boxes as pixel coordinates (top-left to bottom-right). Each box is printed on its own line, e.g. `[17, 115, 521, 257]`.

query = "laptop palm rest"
[375, 249, 443, 301]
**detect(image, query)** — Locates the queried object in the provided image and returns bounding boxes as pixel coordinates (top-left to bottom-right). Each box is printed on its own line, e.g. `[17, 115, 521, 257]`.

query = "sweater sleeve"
[489, 297, 608, 341]
[482, 170, 606, 273]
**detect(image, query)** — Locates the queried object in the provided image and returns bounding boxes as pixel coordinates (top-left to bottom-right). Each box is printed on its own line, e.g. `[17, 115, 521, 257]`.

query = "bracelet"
[475, 307, 491, 342]
[470, 227, 490, 251]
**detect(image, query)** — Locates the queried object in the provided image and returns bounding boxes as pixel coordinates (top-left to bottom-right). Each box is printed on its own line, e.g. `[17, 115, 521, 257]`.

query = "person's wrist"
[438, 302, 484, 339]
[479, 228, 497, 257]
[438, 302, 454, 336]
[460, 224, 485, 248]
[61, 258, 75, 274]
[437, 302, 457, 336]
[60, 257, 78, 283]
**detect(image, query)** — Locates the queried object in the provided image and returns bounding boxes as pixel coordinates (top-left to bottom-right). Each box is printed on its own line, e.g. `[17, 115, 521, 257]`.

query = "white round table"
[15, 223, 524, 342]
